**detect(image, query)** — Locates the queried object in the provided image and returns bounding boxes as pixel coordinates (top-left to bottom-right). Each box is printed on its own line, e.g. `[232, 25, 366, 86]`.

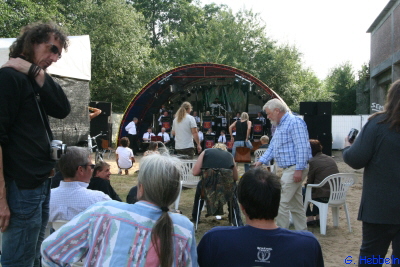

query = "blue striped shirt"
[41, 201, 197, 267]
[259, 113, 311, 170]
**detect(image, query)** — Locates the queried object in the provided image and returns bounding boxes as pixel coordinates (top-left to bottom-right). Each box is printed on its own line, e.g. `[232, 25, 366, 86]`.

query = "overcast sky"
[201, 0, 389, 79]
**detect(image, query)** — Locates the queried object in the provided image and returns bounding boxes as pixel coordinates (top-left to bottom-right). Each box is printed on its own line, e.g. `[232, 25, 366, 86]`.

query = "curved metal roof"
[118, 62, 284, 140]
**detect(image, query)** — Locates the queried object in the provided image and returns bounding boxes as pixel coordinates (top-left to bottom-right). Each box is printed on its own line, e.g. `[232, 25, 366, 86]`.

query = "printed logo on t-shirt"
[255, 247, 272, 263]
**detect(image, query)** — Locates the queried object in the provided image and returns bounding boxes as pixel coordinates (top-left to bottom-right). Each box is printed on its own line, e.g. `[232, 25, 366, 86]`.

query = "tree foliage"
[0, 0, 65, 37]
[324, 62, 357, 115]
[127, 0, 198, 47]
[63, 0, 154, 112]
[1, 0, 351, 113]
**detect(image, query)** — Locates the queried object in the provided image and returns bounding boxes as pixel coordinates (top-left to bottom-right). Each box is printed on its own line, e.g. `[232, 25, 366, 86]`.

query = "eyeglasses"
[77, 164, 95, 170]
[48, 43, 62, 59]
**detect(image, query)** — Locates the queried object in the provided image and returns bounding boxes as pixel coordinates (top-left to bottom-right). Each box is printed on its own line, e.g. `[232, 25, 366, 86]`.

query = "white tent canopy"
[0, 35, 91, 81]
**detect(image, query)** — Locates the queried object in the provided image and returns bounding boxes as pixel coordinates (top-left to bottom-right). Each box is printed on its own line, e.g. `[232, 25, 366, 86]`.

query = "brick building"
[368, 0, 400, 113]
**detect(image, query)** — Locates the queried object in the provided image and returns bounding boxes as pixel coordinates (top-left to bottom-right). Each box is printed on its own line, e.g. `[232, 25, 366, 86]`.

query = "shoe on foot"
[118, 169, 122, 175]
[125, 170, 129, 175]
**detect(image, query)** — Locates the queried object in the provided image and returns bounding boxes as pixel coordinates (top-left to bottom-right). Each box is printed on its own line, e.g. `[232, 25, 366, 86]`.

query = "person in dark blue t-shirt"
[197, 168, 324, 267]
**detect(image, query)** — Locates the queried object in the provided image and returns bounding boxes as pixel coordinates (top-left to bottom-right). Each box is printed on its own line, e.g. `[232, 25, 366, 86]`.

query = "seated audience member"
[143, 141, 160, 156]
[259, 135, 270, 148]
[197, 168, 324, 267]
[158, 127, 170, 144]
[217, 130, 227, 144]
[143, 127, 155, 141]
[191, 143, 239, 222]
[126, 141, 168, 205]
[49, 147, 111, 222]
[116, 137, 135, 175]
[88, 161, 122, 201]
[42, 154, 197, 266]
[304, 139, 339, 226]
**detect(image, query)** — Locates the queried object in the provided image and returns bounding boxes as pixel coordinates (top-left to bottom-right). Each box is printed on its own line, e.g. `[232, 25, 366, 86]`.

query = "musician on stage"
[233, 112, 241, 121]
[157, 127, 170, 145]
[193, 111, 200, 124]
[256, 112, 267, 134]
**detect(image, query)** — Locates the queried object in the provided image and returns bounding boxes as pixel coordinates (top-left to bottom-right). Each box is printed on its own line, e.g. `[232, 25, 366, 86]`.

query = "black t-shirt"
[235, 120, 248, 141]
[88, 177, 122, 201]
[202, 148, 234, 169]
[0, 67, 70, 189]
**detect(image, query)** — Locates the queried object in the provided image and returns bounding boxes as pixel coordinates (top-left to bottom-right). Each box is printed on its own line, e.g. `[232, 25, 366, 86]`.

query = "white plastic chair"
[304, 173, 357, 235]
[174, 160, 200, 210]
[181, 160, 201, 188]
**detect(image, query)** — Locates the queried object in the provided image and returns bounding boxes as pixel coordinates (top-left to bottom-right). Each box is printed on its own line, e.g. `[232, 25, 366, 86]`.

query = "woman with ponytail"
[172, 101, 202, 159]
[41, 154, 197, 267]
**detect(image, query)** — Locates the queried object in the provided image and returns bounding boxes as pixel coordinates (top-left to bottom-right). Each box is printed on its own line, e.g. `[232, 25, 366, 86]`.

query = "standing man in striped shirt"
[255, 99, 312, 230]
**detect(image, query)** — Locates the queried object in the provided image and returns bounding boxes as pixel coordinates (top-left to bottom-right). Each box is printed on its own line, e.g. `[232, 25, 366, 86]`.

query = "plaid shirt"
[259, 112, 311, 170]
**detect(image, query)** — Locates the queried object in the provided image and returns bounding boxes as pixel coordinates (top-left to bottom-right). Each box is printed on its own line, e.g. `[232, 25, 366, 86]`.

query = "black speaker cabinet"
[317, 133, 332, 156]
[300, 102, 332, 116]
[90, 116, 109, 137]
[300, 102, 317, 115]
[317, 102, 332, 116]
[303, 114, 332, 156]
[96, 102, 112, 116]
[89, 101, 112, 116]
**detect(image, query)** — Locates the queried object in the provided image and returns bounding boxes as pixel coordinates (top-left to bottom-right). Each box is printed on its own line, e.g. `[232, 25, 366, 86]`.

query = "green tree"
[63, 0, 154, 112]
[0, 0, 64, 38]
[152, 6, 327, 111]
[324, 62, 357, 115]
[127, 0, 198, 47]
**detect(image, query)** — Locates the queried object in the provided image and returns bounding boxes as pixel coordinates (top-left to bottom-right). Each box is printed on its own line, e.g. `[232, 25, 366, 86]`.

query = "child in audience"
[116, 137, 134, 175]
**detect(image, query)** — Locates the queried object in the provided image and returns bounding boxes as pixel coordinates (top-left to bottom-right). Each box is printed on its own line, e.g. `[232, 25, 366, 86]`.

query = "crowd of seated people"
[42, 148, 326, 266]
[39, 96, 357, 267]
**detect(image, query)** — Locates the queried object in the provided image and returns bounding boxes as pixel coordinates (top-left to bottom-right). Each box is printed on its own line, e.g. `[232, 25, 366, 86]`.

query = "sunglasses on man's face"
[48, 43, 61, 59]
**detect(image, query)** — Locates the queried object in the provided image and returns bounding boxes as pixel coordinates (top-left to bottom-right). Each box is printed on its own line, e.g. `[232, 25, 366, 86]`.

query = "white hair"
[263, 99, 289, 113]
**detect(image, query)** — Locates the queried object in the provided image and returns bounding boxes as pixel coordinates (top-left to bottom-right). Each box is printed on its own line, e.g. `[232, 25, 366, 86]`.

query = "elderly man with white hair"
[255, 99, 312, 230]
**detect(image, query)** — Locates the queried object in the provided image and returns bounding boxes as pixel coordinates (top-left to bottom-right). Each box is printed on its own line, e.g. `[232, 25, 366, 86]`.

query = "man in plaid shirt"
[256, 99, 312, 230]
